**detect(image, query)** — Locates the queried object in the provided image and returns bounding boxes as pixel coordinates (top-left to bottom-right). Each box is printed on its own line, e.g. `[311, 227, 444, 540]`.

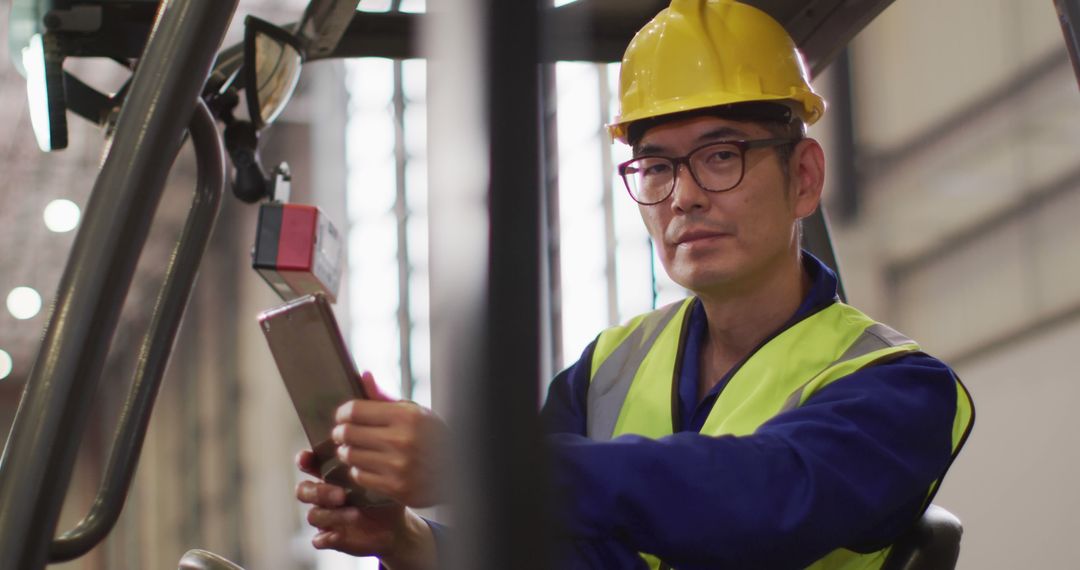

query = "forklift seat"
[880, 504, 963, 570]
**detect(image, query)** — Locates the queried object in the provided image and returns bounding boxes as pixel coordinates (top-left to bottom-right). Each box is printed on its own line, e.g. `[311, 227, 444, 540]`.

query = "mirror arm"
[48, 100, 226, 562]
[206, 43, 246, 95]
[225, 120, 270, 202]
[63, 71, 113, 126]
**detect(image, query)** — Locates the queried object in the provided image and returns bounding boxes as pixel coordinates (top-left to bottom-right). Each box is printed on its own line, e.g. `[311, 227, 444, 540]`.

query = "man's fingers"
[337, 445, 404, 476]
[307, 506, 360, 529]
[296, 450, 321, 478]
[312, 530, 344, 550]
[312, 531, 332, 549]
[359, 370, 394, 402]
[349, 467, 398, 495]
[335, 399, 408, 427]
[296, 480, 347, 507]
[331, 423, 399, 452]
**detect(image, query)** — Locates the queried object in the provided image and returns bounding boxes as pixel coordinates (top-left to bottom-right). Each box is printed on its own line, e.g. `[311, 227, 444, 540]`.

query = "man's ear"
[789, 138, 825, 219]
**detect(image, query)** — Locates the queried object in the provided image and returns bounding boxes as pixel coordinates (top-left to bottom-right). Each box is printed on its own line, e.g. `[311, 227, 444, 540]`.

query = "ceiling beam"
[320, 0, 896, 72]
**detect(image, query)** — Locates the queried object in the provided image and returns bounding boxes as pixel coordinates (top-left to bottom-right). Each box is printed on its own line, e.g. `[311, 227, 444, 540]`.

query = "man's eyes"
[627, 161, 671, 176]
[642, 162, 672, 175]
[704, 149, 737, 162]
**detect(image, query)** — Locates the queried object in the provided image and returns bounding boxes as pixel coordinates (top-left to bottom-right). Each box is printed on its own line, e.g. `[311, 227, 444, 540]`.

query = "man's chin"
[670, 267, 740, 294]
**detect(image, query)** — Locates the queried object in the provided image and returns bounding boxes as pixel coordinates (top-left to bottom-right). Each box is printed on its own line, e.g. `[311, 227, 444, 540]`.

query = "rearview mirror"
[244, 16, 305, 129]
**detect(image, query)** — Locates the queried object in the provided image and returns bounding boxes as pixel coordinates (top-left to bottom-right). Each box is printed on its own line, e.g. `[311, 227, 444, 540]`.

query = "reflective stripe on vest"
[586, 299, 974, 570]
[587, 298, 692, 440]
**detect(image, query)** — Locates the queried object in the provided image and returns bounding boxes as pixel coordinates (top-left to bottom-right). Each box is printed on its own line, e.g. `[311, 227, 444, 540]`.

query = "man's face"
[634, 115, 821, 296]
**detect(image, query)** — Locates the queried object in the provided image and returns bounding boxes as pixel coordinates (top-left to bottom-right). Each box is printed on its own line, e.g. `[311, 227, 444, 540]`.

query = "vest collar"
[677, 250, 841, 431]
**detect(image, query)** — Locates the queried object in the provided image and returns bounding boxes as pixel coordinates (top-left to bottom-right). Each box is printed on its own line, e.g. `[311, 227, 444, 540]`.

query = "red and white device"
[253, 202, 343, 302]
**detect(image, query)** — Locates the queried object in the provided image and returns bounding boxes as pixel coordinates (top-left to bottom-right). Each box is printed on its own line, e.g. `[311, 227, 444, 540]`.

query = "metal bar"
[803, 47, 850, 297]
[58, 2, 158, 60]
[429, 0, 550, 566]
[424, 0, 488, 555]
[392, 60, 414, 400]
[803, 209, 846, 302]
[48, 99, 225, 562]
[541, 63, 564, 371]
[472, 0, 549, 565]
[323, 0, 904, 68]
[1054, 0, 1080, 90]
[786, 0, 895, 78]
[320, 12, 417, 61]
[542, 0, 665, 64]
[0, 0, 237, 567]
[324, 8, 649, 64]
[63, 71, 112, 125]
[295, 0, 362, 59]
[830, 48, 859, 224]
[597, 63, 619, 326]
[180, 312, 203, 550]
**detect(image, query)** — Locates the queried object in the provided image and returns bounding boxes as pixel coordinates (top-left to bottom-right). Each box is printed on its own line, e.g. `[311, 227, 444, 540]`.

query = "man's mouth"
[673, 229, 731, 245]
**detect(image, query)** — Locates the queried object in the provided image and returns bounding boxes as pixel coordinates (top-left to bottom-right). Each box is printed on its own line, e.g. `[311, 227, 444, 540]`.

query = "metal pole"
[0, 0, 237, 567]
[830, 48, 859, 225]
[392, 60, 414, 400]
[597, 63, 619, 326]
[541, 63, 564, 372]
[423, 0, 489, 557]
[48, 99, 225, 562]
[425, 0, 550, 567]
[471, 0, 550, 566]
[802, 209, 846, 302]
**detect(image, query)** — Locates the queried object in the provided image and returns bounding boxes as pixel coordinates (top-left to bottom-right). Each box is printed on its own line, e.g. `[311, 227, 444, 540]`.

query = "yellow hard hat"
[609, 0, 825, 143]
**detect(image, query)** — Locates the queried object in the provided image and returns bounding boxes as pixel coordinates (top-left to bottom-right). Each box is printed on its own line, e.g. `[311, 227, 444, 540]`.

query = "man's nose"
[669, 163, 710, 213]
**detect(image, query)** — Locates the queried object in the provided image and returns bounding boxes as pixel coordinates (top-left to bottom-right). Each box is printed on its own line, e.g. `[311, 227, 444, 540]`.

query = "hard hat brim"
[608, 92, 825, 144]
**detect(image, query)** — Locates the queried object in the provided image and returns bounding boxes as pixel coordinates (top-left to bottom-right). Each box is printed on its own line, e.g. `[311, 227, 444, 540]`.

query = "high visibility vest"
[587, 298, 974, 570]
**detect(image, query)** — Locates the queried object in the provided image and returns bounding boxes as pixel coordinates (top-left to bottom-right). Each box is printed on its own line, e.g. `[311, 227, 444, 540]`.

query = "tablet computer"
[258, 293, 393, 507]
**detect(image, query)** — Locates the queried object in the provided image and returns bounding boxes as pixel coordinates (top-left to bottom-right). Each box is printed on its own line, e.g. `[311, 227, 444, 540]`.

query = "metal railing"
[49, 99, 225, 562]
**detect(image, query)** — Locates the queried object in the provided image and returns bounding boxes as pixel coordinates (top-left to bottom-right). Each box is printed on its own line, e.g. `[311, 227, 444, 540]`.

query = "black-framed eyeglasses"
[617, 138, 795, 205]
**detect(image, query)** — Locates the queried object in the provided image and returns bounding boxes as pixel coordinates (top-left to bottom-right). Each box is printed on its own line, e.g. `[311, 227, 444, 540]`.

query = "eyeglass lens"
[622, 142, 743, 204]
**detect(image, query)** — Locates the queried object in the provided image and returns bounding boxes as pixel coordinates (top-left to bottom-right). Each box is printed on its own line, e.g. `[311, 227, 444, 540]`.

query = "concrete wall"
[944, 315, 1080, 569]
[832, 0, 1080, 566]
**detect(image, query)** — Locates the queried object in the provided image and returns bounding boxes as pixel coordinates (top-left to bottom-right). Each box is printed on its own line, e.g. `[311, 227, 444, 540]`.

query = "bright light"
[0, 349, 12, 380]
[398, 0, 425, 12]
[43, 199, 80, 232]
[7, 287, 42, 320]
[357, 0, 391, 12]
[22, 33, 53, 152]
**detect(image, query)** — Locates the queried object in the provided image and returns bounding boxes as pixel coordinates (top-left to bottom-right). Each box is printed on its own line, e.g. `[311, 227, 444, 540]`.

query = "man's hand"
[332, 371, 446, 508]
[296, 450, 435, 569]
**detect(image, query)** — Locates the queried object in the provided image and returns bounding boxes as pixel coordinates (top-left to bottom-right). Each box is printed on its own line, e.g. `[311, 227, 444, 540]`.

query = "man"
[296, 1, 974, 568]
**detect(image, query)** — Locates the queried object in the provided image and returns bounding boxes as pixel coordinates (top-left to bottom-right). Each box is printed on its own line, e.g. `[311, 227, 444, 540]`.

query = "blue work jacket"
[540, 253, 966, 569]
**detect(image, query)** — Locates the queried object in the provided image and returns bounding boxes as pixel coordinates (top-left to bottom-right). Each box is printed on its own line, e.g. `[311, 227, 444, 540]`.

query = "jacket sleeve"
[546, 353, 961, 570]
[540, 340, 596, 436]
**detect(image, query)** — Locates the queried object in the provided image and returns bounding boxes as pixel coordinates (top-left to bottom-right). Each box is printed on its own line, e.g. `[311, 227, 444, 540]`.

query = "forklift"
[3, 0, 1080, 568]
